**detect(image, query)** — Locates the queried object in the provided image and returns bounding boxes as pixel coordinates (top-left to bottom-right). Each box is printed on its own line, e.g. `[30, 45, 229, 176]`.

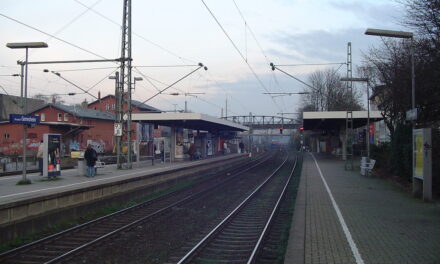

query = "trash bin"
[360, 156, 368, 176]
[78, 158, 87, 176]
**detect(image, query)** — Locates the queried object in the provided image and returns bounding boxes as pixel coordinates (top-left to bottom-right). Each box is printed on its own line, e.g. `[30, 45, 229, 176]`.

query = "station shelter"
[132, 112, 248, 161]
[302, 111, 383, 159]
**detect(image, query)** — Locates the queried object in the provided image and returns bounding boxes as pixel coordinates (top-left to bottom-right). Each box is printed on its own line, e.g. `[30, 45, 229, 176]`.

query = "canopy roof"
[132, 112, 248, 132]
[303, 111, 383, 130]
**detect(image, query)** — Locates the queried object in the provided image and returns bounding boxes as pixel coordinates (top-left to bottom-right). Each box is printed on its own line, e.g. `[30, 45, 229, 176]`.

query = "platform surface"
[0, 154, 241, 206]
[286, 153, 440, 264]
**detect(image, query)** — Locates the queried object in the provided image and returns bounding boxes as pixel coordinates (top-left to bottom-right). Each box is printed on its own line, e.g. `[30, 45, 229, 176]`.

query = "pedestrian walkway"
[286, 153, 440, 264]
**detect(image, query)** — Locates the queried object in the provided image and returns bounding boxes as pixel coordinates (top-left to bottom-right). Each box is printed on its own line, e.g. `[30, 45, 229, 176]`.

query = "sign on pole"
[9, 114, 40, 125]
[114, 123, 122, 136]
[406, 108, 418, 121]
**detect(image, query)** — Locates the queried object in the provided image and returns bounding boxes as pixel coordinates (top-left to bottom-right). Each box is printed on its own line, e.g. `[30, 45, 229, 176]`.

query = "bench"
[360, 159, 375, 175]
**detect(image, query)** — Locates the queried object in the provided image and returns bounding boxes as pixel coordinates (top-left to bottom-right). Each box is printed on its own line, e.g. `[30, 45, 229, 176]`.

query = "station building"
[0, 93, 248, 161]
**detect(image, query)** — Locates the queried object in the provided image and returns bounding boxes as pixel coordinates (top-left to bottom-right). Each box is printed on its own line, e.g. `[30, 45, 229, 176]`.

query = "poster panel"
[175, 127, 184, 158]
[43, 134, 61, 178]
[207, 139, 213, 156]
[413, 129, 424, 180]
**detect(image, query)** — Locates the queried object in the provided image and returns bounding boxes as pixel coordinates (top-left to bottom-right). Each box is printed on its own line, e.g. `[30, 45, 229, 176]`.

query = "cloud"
[328, 1, 403, 26]
[268, 28, 365, 63]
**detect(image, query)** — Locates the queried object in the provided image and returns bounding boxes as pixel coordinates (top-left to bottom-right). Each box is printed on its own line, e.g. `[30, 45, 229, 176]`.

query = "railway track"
[176, 152, 297, 263]
[0, 153, 273, 264]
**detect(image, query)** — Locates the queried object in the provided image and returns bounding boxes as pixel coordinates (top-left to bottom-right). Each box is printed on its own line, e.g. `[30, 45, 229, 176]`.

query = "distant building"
[0, 93, 161, 155]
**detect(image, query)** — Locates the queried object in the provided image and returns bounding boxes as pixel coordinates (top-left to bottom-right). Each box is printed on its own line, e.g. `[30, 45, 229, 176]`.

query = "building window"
[106, 104, 110, 111]
[4, 133, 9, 139]
[41, 113, 45, 121]
[112, 104, 115, 110]
[64, 113, 69, 121]
[57, 113, 62, 121]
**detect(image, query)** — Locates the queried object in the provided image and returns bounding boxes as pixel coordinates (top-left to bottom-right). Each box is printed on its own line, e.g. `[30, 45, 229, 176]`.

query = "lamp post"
[341, 77, 370, 160]
[7, 42, 48, 184]
[365, 28, 419, 192]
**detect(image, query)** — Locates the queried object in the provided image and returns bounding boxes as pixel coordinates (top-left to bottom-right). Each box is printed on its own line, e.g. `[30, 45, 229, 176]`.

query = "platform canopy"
[132, 112, 249, 132]
[303, 111, 383, 130]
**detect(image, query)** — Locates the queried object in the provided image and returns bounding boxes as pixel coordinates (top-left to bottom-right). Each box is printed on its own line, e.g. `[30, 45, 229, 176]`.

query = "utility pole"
[119, 0, 133, 169]
[225, 96, 228, 118]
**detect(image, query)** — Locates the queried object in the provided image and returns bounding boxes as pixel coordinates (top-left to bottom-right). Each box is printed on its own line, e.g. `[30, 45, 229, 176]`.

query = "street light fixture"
[133, 77, 143, 91]
[365, 28, 415, 115]
[7, 42, 48, 184]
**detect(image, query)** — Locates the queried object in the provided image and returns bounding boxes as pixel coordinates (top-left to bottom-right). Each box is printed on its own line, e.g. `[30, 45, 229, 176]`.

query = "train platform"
[286, 152, 440, 264]
[0, 154, 243, 206]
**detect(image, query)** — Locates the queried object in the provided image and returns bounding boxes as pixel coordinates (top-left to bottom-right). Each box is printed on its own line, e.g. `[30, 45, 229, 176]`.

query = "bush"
[370, 142, 391, 169]
[390, 124, 412, 180]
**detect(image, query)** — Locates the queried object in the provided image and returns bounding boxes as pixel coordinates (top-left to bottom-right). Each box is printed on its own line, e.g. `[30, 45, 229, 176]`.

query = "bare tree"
[299, 68, 362, 112]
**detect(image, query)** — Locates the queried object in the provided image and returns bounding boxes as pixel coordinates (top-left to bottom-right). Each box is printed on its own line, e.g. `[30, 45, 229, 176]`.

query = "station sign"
[406, 108, 418, 121]
[9, 114, 40, 125]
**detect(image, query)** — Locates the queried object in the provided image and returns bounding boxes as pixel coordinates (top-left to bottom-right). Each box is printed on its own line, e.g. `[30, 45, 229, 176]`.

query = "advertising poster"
[44, 134, 61, 178]
[207, 139, 213, 156]
[413, 129, 424, 179]
[175, 127, 184, 158]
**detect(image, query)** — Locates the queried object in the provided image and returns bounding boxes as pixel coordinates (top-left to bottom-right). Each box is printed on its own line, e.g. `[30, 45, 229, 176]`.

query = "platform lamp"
[365, 28, 417, 191]
[340, 77, 370, 161]
[7, 42, 48, 184]
[133, 77, 143, 91]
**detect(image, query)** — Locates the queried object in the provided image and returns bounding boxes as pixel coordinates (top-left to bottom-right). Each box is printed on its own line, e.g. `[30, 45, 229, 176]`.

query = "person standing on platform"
[239, 141, 245, 153]
[37, 140, 44, 175]
[188, 143, 197, 160]
[84, 144, 97, 177]
[160, 141, 165, 163]
[223, 141, 227, 155]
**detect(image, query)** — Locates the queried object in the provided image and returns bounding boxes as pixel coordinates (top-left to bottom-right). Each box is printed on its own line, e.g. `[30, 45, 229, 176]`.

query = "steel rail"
[247, 155, 298, 263]
[176, 153, 290, 263]
[0, 153, 272, 264]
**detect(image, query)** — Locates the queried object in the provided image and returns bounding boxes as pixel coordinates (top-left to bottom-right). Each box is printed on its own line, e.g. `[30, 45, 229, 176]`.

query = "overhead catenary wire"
[200, 0, 282, 112]
[140, 64, 206, 105]
[0, 13, 109, 60]
[50, 71, 98, 100]
[231, 0, 288, 113]
[54, 66, 118, 72]
[276, 62, 347, 67]
[72, 0, 198, 64]
[271, 63, 355, 108]
[85, 68, 119, 92]
[134, 65, 200, 68]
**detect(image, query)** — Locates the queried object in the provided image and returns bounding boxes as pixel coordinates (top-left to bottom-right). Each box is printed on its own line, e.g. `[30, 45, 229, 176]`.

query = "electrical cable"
[85, 68, 118, 92]
[140, 65, 206, 104]
[0, 13, 109, 60]
[134, 65, 200, 68]
[73, 0, 197, 64]
[50, 71, 98, 99]
[276, 62, 347, 67]
[201, 0, 282, 112]
[54, 66, 118, 72]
